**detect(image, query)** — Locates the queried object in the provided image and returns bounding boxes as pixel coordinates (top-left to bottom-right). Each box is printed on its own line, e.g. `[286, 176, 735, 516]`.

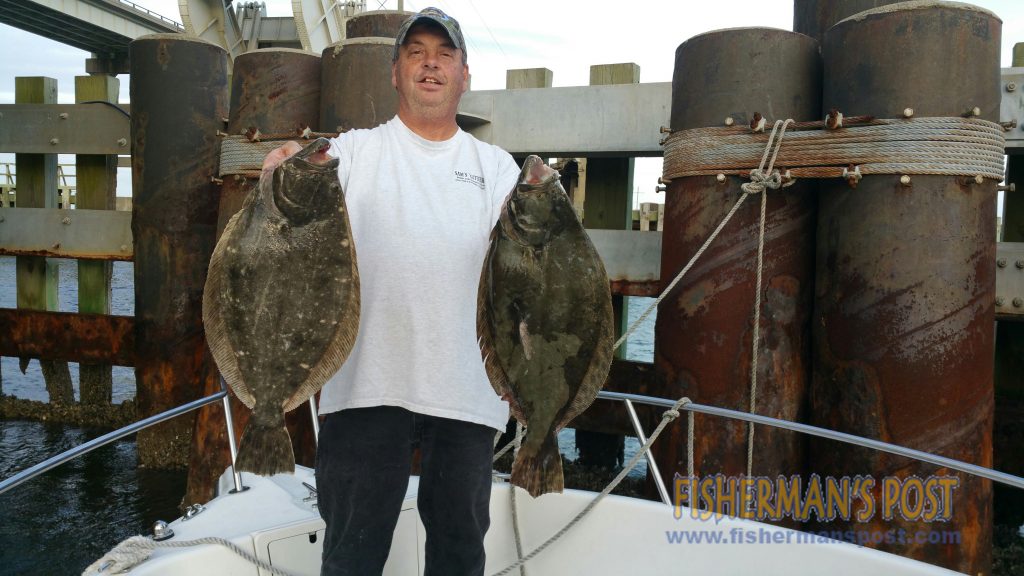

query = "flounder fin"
[204, 206, 256, 408]
[477, 233, 526, 424]
[511, 433, 564, 498]
[234, 416, 295, 476]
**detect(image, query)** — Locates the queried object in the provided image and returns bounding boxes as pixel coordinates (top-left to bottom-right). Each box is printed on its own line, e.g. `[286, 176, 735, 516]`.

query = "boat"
[5, 385, 1018, 576]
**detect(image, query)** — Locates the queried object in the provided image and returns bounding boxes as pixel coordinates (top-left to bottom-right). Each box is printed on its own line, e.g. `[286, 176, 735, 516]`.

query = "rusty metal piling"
[185, 47, 322, 505]
[653, 29, 820, 490]
[320, 11, 411, 133]
[129, 34, 228, 469]
[811, 3, 999, 572]
[793, 0, 904, 43]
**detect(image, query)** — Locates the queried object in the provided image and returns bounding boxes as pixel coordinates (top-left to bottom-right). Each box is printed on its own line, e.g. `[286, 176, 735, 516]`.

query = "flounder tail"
[511, 434, 564, 498]
[235, 420, 295, 476]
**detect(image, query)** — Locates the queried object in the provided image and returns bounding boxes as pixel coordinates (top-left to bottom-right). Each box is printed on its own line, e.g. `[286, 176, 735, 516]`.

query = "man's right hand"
[262, 141, 304, 172]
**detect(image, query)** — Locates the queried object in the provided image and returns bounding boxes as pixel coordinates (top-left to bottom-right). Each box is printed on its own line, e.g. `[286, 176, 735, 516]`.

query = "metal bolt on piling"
[750, 112, 766, 132]
[998, 258, 1007, 268]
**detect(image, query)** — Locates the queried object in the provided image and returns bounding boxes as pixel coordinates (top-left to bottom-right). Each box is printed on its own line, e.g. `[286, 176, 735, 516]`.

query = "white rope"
[510, 423, 527, 576]
[687, 410, 695, 479]
[495, 121, 795, 576]
[490, 398, 691, 576]
[744, 119, 793, 478]
[82, 535, 301, 576]
[493, 436, 517, 462]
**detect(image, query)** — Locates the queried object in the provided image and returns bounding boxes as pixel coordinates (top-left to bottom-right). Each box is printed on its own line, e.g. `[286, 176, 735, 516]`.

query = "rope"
[218, 131, 340, 178]
[82, 535, 302, 576]
[687, 411, 695, 479]
[494, 120, 800, 576]
[743, 119, 794, 478]
[490, 398, 691, 576]
[510, 423, 527, 576]
[662, 116, 1006, 183]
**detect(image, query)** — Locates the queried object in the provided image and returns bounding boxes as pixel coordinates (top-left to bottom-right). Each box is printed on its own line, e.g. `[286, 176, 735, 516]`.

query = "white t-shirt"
[318, 116, 521, 431]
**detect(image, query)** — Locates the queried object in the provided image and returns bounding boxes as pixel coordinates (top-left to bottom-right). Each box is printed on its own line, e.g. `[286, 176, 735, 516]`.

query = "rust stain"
[0, 308, 136, 365]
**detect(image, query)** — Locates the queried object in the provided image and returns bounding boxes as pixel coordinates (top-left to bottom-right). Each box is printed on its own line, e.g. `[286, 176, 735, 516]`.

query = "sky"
[2, 0, 1024, 205]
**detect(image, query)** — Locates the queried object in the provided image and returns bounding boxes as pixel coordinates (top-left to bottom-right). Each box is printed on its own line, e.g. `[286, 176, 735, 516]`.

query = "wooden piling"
[129, 35, 228, 469]
[574, 63, 640, 469]
[15, 76, 73, 405]
[506, 68, 553, 90]
[75, 74, 119, 406]
[813, 4, 998, 572]
[186, 47, 322, 506]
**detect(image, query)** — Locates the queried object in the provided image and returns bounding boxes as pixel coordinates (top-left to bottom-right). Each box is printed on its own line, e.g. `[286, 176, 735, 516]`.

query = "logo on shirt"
[454, 170, 486, 190]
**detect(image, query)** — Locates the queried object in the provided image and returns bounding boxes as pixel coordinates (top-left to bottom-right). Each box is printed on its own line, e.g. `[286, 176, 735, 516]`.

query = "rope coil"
[662, 116, 1006, 183]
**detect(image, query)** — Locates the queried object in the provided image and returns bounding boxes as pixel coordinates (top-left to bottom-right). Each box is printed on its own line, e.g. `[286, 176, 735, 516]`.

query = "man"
[264, 7, 520, 575]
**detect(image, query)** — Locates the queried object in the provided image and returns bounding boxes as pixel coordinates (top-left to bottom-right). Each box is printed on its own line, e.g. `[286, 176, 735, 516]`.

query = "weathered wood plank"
[15, 76, 73, 405]
[0, 207, 133, 260]
[0, 103, 130, 155]
[76, 74, 120, 406]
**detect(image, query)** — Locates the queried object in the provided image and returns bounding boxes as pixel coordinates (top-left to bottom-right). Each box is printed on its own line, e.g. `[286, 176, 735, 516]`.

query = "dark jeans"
[316, 406, 495, 576]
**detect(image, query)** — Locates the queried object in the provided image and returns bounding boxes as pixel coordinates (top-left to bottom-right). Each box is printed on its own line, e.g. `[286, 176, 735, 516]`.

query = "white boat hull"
[115, 466, 963, 576]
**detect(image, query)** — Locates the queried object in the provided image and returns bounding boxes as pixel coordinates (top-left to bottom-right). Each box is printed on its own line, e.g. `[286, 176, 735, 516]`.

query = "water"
[0, 421, 187, 576]
[0, 256, 657, 574]
[0, 257, 137, 403]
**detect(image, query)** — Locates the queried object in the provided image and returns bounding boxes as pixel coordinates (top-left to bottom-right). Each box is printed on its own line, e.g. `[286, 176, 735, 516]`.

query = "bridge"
[0, 1, 371, 72]
[0, 0, 182, 71]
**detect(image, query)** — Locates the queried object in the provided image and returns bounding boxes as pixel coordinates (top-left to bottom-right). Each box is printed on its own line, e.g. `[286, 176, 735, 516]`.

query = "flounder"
[203, 138, 359, 475]
[477, 155, 614, 497]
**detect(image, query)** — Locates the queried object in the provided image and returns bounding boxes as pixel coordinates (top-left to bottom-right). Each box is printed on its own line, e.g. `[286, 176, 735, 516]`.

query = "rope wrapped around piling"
[218, 131, 340, 178]
[661, 116, 1007, 183]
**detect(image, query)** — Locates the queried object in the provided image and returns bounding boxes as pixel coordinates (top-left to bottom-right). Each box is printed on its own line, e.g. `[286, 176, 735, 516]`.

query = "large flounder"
[203, 138, 359, 476]
[477, 155, 614, 497]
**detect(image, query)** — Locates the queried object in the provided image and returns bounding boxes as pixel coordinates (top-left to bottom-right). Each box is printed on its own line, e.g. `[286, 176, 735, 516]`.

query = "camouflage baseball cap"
[393, 7, 467, 64]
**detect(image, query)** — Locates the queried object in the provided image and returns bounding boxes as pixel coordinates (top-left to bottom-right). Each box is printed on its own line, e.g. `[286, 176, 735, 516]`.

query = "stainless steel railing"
[2, 384, 1021, 503]
[0, 382, 231, 496]
[597, 390, 1024, 494]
